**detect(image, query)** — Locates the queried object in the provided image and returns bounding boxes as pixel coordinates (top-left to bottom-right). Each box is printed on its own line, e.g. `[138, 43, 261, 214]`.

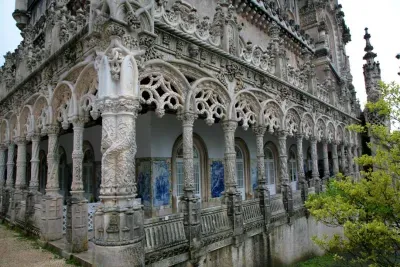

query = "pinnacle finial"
[363, 27, 376, 61]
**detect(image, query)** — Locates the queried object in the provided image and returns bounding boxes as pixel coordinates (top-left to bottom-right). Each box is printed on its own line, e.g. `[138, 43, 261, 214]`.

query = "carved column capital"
[70, 116, 87, 128]
[46, 124, 60, 135]
[178, 112, 197, 127]
[295, 133, 304, 140]
[222, 120, 238, 133]
[252, 125, 266, 137]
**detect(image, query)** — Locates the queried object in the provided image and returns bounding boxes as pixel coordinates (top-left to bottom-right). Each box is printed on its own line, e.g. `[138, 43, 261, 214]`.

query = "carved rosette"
[29, 135, 40, 191]
[46, 125, 60, 194]
[6, 143, 15, 188]
[0, 145, 6, 188]
[15, 138, 27, 190]
[71, 118, 85, 193]
[331, 142, 339, 175]
[222, 120, 238, 193]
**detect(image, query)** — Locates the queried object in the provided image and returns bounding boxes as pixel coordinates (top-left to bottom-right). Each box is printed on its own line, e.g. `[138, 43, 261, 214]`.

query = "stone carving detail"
[46, 125, 60, 194]
[139, 73, 183, 118]
[316, 119, 326, 141]
[327, 123, 335, 143]
[263, 102, 282, 133]
[194, 82, 227, 125]
[301, 114, 314, 139]
[217, 63, 245, 93]
[285, 109, 300, 136]
[234, 93, 258, 130]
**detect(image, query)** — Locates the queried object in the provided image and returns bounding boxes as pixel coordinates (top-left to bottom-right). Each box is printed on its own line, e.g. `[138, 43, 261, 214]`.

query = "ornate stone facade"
[0, 0, 364, 266]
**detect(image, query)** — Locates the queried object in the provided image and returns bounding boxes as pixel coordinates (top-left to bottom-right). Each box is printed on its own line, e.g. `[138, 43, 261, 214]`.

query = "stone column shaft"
[253, 126, 270, 229]
[71, 119, 85, 194]
[354, 147, 360, 180]
[182, 113, 196, 194]
[348, 146, 354, 177]
[331, 143, 339, 176]
[15, 139, 27, 190]
[278, 131, 293, 213]
[222, 120, 238, 193]
[340, 145, 346, 174]
[45, 125, 60, 195]
[0, 146, 6, 189]
[296, 134, 307, 201]
[6, 143, 15, 189]
[310, 138, 320, 192]
[29, 135, 40, 191]
[322, 140, 329, 179]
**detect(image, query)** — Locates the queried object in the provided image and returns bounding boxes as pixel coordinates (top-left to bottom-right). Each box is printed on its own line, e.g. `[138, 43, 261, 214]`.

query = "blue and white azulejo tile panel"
[251, 159, 258, 192]
[153, 160, 170, 207]
[137, 160, 152, 207]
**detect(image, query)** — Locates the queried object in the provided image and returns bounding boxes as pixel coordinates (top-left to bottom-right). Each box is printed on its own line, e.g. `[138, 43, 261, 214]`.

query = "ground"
[0, 224, 73, 267]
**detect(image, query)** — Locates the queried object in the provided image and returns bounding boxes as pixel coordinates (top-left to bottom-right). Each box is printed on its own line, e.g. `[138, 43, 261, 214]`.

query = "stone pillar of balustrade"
[253, 126, 271, 230]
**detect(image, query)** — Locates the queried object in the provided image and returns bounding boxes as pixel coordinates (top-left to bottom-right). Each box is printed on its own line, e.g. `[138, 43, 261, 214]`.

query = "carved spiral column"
[322, 139, 330, 183]
[15, 138, 27, 191]
[181, 112, 197, 195]
[310, 137, 320, 193]
[296, 134, 307, 201]
[331, 142, 339, 176]
[71, 118, 85, 195]
[253, 126, 270, 229]
[278, 131, 293, 213]
[29, 135, 40, 192]
[222, 120, 238, 194]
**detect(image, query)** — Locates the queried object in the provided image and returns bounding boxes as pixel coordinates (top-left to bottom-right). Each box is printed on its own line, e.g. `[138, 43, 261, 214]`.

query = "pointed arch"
[189, 78, 231, 125]
[301, 112, 314, 139]
[19, 105, 34, 139]
[50, 81, 75, 129]
[231, 90, 261, 130]
[284, 108, 301, 136]
[336, 124, 344, 144]
[0, 119, 9, 144]
[9, 114, 18, 141]
[74, 62, 98, 119]
[261, 100, 284, 134]
[168, 60, 213, 81]
[139, 60, 189, 117]
[32, 95, 50, 134]
[326, 121, 335, 143]
[315, 117, 326, 141]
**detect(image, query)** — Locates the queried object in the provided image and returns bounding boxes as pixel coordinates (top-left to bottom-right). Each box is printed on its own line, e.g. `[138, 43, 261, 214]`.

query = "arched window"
[288, 146, 297, 191]
[172, 134, 207, 211]
[39, 150, 47, 194]
[235, 145, 245, 199]
[58, 146, 69, 200]
[264, 145, 277, 195]
[83, 141, 95, 202]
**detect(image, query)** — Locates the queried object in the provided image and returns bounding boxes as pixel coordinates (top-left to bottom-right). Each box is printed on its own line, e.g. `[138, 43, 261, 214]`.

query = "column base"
[94, 241, 145, 267]
[223, 190, 244, 237]
[93, 198, 144, 266]
[179, 192, 202, 253]
[281, 184, 293, 215]
[41, 194, 63, 241]
[256, 185, 271, 231]
[66, 195, 88, 253]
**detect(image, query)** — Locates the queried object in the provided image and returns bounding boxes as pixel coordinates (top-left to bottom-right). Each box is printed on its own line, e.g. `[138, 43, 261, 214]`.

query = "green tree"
[305, 81, 400, 266]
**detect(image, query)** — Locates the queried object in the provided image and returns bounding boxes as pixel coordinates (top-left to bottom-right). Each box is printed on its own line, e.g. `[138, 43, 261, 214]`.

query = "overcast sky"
[1, 1, 399, 108]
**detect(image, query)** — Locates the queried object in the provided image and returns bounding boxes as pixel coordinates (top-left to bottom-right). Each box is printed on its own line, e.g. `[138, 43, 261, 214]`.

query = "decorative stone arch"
[336, 124, 344, 144]
[326, 121, 335, 143]
[82, 140, 96, 202]
[325, 13, 340, 70]
[139, 60, 189, 118]
[284, 108, 301, 137]
[50, 81, 75, 129]
[9, 114, 19, 141]
[74, 62, 99, 120]
[315, 117, 326, 142]
[168, 60, 213, 82]
[344, 127, 350, 145]
[32, 95, 50, 135]
[231, 90, 261, 130]
[171, 133, 208, 211]
[246, 88, 271, 104]
[188, 78, 231, 125]
[19, 105, 34, 139]
[114, 1, 154, 32]
[261, 100, 284, 134]
[301, 112, 314, 140]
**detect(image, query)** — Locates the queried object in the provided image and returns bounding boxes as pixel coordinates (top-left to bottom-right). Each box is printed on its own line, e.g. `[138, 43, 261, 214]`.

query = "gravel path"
[0, 224, 72, 267]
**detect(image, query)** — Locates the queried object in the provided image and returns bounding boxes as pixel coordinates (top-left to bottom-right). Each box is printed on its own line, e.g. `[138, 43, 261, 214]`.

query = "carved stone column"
[347, 145, 354, 177]
[278, 131, 293, 213]
[354, 147, 360, 180]
[253, 126, 270, 230]
[66, 118, 88, 253]
[4, 143, 15, 219]
[26, 134, 41, 230]
[322, 139, 330, 189]
[41, 125, 63, 241]
[178, 112, 201, 258]
[332, 142, 339, 176]
[0, 145, 7, 217]
[340, 144, 346, 174]
[13, 138, 27, 224]
[310, 137, 320, 193]
[222, 120, 243, 241]
[94, 98, 144, 267]
[296, 134, 307, 201]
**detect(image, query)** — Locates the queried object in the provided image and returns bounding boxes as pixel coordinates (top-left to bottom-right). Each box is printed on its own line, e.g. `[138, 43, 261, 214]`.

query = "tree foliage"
[305, 81, 400, 266]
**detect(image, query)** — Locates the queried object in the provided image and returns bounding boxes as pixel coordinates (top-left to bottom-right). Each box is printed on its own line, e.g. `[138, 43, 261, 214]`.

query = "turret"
[362, 28, 381, 103]
[13, 0, 29, 30]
